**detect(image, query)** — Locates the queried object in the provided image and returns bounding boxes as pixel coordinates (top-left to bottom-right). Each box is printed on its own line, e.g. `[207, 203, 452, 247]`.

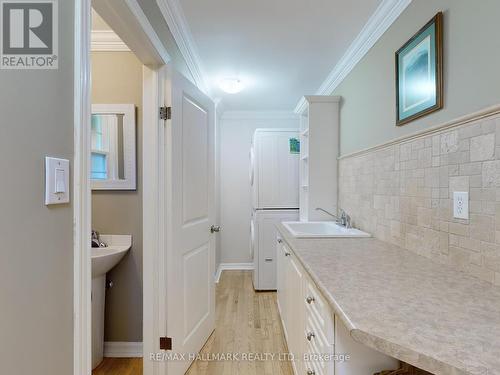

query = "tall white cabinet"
[299, 96, 341, 222]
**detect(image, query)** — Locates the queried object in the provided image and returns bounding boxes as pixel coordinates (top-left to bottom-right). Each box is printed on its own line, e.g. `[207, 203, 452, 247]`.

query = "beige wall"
[334, 0, 500, 155]
[91, 51, 143, 342]
[0, 1, 75, 374]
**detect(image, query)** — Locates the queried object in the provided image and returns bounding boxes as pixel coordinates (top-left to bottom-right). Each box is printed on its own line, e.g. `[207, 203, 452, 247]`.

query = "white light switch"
[55, 169, 66, 193]
[45, 157, 70, 205]
[453, 192, 468, 219]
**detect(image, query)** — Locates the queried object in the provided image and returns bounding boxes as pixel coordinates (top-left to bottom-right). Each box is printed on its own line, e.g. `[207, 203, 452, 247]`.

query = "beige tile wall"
[339, 113, 500, 286]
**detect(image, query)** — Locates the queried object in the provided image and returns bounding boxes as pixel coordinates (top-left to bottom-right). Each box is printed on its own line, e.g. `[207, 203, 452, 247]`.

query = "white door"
[165, 67, 216, 375]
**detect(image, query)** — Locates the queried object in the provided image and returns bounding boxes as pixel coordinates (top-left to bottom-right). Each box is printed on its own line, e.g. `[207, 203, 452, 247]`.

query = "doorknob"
[210, 225, 221, 233]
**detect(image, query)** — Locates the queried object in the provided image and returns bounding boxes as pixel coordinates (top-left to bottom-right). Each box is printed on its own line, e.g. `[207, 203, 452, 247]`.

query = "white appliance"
[251, 129, 299, 290]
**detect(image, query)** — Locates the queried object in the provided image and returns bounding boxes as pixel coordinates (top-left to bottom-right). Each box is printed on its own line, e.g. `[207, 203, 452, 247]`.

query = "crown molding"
[156, 0, 209, 94]
[294, 0, 412, 114]
[91, 30, 130, 52]
[221, 111, 299, 121]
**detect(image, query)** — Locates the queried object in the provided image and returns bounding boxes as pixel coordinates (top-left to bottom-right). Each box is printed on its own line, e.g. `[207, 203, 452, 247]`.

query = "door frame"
[73, 1, 170, 374]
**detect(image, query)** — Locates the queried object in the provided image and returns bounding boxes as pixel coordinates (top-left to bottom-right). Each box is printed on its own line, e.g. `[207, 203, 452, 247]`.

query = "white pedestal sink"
[91, 235, 132, 369]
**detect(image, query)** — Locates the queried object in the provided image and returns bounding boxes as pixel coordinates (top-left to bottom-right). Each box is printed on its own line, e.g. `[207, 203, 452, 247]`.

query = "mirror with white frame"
[91, 104, 136, 190]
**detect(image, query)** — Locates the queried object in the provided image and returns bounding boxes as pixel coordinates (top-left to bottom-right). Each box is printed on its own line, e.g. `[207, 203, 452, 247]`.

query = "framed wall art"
[396, 12, 443, 126]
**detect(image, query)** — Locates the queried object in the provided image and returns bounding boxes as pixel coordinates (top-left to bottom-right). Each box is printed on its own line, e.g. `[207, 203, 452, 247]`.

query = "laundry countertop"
[277, 223, 500, 375]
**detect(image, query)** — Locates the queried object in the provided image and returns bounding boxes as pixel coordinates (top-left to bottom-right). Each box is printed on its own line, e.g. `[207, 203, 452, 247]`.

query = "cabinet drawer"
[304, 288, 335, 375]
[304, 313, 334, 375]
[304, 277, 333, 341]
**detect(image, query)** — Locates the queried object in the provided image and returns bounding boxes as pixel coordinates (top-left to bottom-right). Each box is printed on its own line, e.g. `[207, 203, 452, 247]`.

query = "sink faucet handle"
[345, 213, 352, 229]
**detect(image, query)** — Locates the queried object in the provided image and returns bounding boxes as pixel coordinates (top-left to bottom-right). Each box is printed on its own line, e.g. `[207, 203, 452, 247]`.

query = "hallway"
[187, 270, 292, 375]
[93, 271, 293, 375]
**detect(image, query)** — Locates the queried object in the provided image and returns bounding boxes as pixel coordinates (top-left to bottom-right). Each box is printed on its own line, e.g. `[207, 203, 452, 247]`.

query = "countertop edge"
[276, 224, 469, 375]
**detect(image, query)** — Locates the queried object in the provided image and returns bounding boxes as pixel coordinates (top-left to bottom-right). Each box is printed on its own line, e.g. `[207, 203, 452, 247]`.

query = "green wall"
[334, 0, 500, 155]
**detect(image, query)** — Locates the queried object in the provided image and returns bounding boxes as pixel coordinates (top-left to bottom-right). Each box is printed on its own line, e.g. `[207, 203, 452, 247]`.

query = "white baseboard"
[104, 342, 143, 357]
[215, 262, 254, 283]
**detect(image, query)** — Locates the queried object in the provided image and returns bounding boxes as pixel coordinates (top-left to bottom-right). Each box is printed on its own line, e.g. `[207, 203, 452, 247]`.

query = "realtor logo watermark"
[0, 0, 58, 69]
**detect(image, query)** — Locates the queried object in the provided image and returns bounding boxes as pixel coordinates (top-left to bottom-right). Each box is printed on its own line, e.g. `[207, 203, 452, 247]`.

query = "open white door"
[164, 67, 216, 375]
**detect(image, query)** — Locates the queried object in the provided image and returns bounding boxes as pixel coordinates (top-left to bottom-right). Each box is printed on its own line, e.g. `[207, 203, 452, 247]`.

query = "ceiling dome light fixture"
[219, 78, 245, 94]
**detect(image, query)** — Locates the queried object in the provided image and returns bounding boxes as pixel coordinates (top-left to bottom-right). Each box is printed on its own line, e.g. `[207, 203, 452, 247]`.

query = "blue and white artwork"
[396, 13, 442, 125]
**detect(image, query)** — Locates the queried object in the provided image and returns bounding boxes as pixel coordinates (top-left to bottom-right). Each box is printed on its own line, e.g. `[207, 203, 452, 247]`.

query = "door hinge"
[160, 336, 172, 351]
[160, 106, 171, 120]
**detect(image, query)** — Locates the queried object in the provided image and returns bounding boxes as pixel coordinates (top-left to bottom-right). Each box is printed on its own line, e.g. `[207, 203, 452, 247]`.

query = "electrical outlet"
[453, 192, 469, 219]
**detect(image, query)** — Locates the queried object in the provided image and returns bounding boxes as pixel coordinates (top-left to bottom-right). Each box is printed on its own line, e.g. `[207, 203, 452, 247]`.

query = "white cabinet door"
[276, 238, 286, 321]
[286, 250, 305, 375]
[277, 239, 305, 374]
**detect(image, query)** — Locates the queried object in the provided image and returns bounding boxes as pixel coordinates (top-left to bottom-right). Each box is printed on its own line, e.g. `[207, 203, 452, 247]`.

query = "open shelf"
[298, 96, 340, 222]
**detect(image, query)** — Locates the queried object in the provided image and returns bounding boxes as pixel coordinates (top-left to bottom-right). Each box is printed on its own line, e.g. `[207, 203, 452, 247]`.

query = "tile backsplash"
[339, 111, 500, 285]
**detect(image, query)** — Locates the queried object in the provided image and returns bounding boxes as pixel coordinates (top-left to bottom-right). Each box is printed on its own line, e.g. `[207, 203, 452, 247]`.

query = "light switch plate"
[453, 191, 468, 219]
[45, 157, 70, 205]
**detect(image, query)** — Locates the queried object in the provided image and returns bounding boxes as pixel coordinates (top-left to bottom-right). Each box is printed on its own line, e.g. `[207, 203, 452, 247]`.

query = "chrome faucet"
[315, 207, 340, 221]
[315, 207, 352, 229]
[91, 230, 107, 248]
[339, 209, 352, 229]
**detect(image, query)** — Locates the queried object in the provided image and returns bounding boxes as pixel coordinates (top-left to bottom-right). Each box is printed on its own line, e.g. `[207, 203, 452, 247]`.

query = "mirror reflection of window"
[90, 104, 136, 190]
[91, 114, 125, 181]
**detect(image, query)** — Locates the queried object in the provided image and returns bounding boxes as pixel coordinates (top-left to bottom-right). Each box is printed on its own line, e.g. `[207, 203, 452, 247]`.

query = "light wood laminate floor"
[92, 357, 142, 375]
[93, 270, 293, 375]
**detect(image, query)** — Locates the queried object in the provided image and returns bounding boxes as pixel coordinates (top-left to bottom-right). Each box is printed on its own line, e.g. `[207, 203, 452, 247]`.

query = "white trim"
[104, 342, 144, 357]
[93, 0, 171, 66]
[339, 103, 500, 160]
[91, 30, 130, 51]
[74, 0, 92, 374]
[142, 65, 167, 375]
[215, 263, 255, 283]
[124, 0, 170, 65]
[222, 111, 299, 121]
[156, 0, 208, 93]
[214, 266, 223, 283]
[76, 3, 169, 375]
[304, 95, 342, 104]
[294, 0, 412, 114]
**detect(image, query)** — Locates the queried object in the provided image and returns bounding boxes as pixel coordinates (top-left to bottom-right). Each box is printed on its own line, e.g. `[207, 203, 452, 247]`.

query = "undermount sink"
[283, 221, 371, 238]
[91, 234, 131, 369]
[91, 235, 132, 278]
